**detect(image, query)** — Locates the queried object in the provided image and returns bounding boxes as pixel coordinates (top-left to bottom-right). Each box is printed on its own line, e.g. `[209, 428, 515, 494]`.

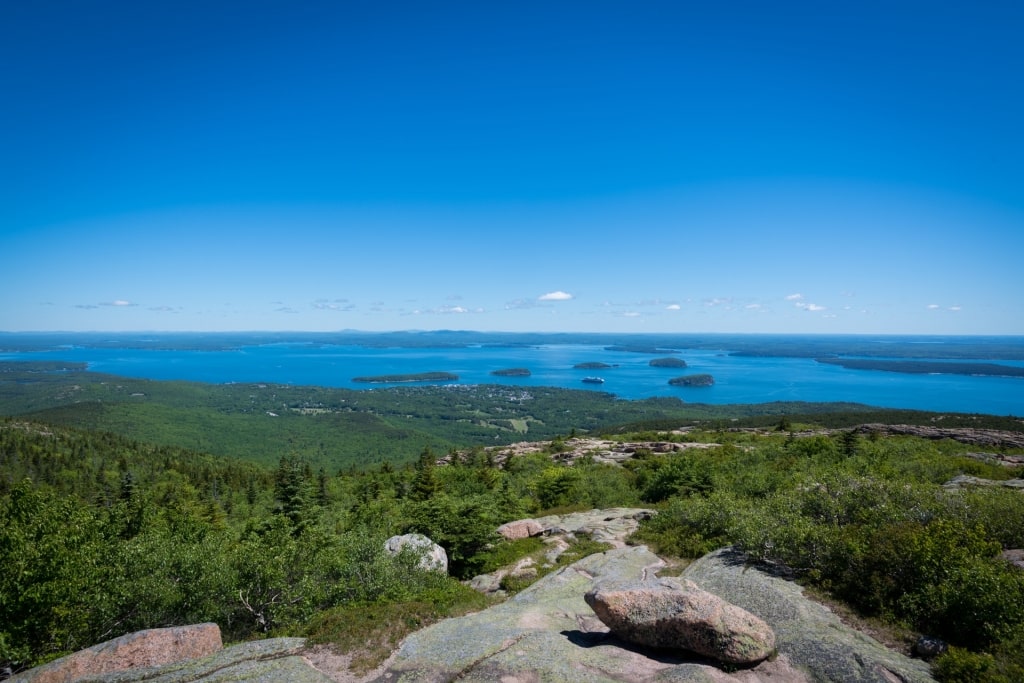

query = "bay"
[3, 336, 1023, 416]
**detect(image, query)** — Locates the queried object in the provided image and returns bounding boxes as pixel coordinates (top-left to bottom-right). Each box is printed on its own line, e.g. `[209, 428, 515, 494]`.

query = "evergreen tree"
[274, 454, 312, 535]
[117, 471, 145, 538]
[246, 477, 258, 506]
[410, 447, 440, 502]
[316, 467, 330, 507]
[839, 429, 859, 458]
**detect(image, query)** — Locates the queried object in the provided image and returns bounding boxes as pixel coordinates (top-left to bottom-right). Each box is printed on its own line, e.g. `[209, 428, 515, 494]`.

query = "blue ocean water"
[3, 340, 1023, 415]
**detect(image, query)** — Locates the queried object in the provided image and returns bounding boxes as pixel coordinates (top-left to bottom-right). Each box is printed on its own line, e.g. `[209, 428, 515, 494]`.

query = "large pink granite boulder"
[584, 582, 775, 665]
[13, 623, 222, 682]
[496, 518, 544, 540]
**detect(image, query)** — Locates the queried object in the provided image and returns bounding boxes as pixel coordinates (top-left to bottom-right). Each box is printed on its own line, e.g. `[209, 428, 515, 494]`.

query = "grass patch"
[475, 536, 546, 575]
[304, 582, 490, 673]
[498, 535, 613, 594]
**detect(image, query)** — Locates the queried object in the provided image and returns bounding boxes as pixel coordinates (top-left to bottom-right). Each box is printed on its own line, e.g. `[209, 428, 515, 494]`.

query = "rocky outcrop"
[961, 451, 1024, 468]
[470, 509, 655, 597]
[1001, 549, 1024, 570]
[941, 474, 1024, 491]
[12, 638, 332, 683]
[17, 545, 936, 682]
[441, 434, 715, 469]
[532, 507, 656, 548]
[496, 518, 544, 540]
[376, 545, 935, 682]
[854, 423, 1024, 450]
[11, 624, 222, 683]
[384, 534, 448, 573]
[584, 580, 775, 664]
[452, 426, 1024, 472]
[684, 548, 935, 682]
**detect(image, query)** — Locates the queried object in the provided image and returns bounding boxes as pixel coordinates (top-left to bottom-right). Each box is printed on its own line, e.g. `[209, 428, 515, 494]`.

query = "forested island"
[352, 372, 459, 383]
[668, 373, 715, 387]
[490, 368, 531, 377]
[816, 358, 1024, 377]
[573, 362, 615, 369]
[649, 357, 689, 368]
[605, 345, 680, 354]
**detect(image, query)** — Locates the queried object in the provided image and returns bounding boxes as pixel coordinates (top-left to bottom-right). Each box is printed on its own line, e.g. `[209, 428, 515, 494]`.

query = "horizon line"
[2, 329, 1023, 338]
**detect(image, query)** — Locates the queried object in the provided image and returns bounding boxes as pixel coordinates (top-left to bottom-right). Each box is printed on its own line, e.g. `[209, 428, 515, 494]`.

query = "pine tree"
[839, 429, 859, 458]
[316, 467, 330, 506]
[410, 447, 440, 502]
[274, 454, 312, 534]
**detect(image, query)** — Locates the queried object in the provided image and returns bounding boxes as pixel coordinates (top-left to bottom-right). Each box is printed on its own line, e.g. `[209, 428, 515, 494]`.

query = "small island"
[352, 372, 459, 383]
[669, 373, 715, 387]
[490, 367, 532, 377]
[574, 362, 615, 369]
[649, 357, 688, 368]
[605, 345, 680, 354]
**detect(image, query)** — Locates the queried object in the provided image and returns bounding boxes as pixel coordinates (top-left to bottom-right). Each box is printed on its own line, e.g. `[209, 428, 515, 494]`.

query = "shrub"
[401, 494, 502, 578]
[934, 647, 999, 683]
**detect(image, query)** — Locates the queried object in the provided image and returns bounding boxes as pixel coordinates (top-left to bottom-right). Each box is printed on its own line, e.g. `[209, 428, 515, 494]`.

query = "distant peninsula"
[815, 358, 1024, 377]
[649, 357, 688, 368]
[574, 362, 615, 369]
[490, 368, 531, 377]
[352, 372, 459, 383]
[669, 373, 715, 387]
[605, 345, 680, 354]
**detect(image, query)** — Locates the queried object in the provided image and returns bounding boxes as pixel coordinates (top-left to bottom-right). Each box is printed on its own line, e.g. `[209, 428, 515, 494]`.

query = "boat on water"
[581, 376, 605, 384]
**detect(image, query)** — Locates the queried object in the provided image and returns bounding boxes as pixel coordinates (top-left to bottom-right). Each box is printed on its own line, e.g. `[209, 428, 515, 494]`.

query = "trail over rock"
[374, 545, 935, 682]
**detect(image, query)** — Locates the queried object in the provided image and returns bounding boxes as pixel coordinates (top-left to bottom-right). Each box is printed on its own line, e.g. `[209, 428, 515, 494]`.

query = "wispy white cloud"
[506, 298, 540, 310]
[704, 297, 732, 307]
[794, 301, 826, 312]
[313, 299, 356, 312]
[602, 299, 663, 308]
[745, 303, 762, 310]
[76, 300, 137, 309]
[538, 291, 574, 301]
[927, 304, 940, 310]
[785, 293, 804, 301]
[665, 304, 681, 311]
[948, 305, 962, 311]
[414, 305, 483, 315]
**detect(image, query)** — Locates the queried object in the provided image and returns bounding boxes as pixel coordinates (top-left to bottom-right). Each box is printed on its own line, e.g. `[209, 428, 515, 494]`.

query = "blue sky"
[3, 1, 1022, 334]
